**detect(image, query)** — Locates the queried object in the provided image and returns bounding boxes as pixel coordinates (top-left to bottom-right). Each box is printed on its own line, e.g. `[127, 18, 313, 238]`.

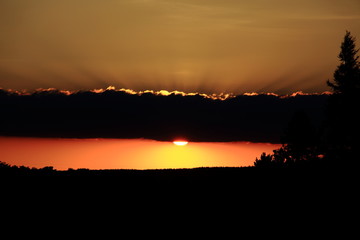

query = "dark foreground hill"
[2, 161, 356, 214]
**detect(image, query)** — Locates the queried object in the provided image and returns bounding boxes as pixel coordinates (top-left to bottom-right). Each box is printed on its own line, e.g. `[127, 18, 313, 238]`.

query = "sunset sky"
[1, 0, 359, 94]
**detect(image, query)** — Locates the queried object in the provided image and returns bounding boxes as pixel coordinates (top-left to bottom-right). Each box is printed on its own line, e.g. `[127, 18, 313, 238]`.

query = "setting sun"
[173, 141, 189, 146]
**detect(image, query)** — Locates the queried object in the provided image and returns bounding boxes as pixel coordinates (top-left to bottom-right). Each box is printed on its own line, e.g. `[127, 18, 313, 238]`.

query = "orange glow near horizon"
[0, 137, 281, 170]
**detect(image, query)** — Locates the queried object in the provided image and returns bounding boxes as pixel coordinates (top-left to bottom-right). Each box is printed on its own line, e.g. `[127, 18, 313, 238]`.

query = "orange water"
[0, 137, 280, 170]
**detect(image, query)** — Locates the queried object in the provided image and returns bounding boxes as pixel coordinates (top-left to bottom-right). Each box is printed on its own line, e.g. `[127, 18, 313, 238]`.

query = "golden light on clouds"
[0, 0, 359, 93]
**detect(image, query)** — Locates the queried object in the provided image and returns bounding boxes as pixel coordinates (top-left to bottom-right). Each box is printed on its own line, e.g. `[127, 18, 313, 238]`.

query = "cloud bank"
[0, 87, 329, 143]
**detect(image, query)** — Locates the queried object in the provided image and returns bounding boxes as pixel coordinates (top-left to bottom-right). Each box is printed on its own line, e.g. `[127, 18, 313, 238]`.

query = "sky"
[0, 0, 359, 94]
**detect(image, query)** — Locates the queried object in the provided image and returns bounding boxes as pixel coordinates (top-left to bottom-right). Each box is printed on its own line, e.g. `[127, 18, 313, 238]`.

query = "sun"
[173, 140, 189, 146]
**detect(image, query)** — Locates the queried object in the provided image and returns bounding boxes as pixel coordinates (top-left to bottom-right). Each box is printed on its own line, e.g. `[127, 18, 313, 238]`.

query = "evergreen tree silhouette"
[324, 31, 360, 164]
[254, 111, 320, 168]
[327, 31, 360, 95]
[281, 111, 318, 162]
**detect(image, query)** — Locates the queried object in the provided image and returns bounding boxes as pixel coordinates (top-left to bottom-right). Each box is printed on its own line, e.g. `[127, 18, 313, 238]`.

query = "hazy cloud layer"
[0, 0, 359, 93]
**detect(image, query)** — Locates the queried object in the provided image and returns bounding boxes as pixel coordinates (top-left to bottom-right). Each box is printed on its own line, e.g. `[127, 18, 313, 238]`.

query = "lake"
[0, 137, 280, 170]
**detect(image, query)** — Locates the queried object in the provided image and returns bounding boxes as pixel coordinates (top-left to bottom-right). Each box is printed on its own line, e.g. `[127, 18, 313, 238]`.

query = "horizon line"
[0, 86, 333, 100]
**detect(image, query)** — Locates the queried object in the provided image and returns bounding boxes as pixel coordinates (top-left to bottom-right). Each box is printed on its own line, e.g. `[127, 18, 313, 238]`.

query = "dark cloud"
[0, 88, 329, 143]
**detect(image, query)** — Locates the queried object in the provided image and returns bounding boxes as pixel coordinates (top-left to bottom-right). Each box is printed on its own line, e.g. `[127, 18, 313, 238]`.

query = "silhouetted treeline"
[0, 160, 335, 181]
[254, 110, 324, 168]
[0, 160, 253, 177]
[0, 161, 56, 176]
[255, 31, 360, 167]
[0, 89, 328, 143]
